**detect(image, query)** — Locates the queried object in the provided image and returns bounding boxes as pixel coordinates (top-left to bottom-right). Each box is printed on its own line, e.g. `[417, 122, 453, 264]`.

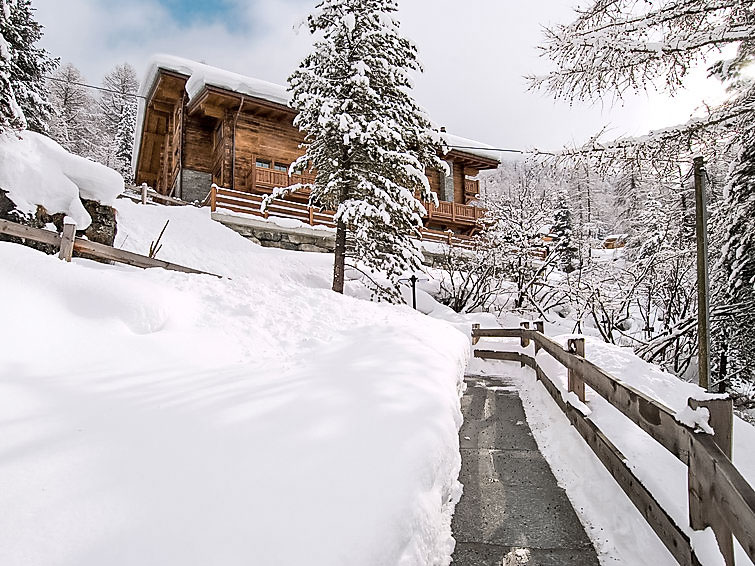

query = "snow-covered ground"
[0, 199, 472, 566]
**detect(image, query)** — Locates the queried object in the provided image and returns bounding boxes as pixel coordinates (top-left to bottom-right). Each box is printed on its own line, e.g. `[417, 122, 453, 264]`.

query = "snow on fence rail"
[0, 218, 220, 277]
[472, 324, 755, 566]
[208, 184, 478, 250]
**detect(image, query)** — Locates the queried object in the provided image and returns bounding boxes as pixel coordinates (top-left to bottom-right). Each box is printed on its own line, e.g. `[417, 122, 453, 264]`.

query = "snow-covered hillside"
[0, 199, 471, 565]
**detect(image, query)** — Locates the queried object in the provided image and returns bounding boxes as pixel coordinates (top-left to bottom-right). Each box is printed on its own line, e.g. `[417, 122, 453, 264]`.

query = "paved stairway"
[451, 376, 600, 566]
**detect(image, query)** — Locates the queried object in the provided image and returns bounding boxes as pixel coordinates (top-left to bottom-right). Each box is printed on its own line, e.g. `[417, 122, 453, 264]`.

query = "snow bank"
[0, 131, 123, 228]
[0, 200, 469, 566]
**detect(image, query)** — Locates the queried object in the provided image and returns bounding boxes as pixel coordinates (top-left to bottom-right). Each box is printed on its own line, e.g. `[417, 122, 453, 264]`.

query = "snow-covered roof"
[139, 54, 290, 108]
[440, 133, 503, 164]
[134, 54, 502, 171]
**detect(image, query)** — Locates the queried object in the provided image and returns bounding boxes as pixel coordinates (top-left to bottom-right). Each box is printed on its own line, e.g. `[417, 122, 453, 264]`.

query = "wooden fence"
[208, 185, 478, 250]
[473, 324, 755, 566]
[0, 218, 219, 277]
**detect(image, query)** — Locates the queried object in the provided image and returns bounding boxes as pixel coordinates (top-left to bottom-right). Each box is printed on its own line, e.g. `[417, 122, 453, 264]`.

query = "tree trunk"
[332, 220, 347, 294]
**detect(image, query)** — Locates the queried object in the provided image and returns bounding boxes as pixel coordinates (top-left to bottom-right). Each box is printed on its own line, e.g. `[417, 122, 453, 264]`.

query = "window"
[256, 158, 271, 169]
[274, 162, 288, 173]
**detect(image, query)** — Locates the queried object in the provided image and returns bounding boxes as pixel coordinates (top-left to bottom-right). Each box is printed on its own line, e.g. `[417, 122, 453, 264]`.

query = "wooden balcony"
[426, 200, 485, 227]
[464, 178, 479, 198]
[246, 164, 316, 200]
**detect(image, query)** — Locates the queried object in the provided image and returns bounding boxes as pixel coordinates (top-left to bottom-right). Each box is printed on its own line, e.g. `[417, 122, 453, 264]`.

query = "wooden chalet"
[133, 56, 501, 238]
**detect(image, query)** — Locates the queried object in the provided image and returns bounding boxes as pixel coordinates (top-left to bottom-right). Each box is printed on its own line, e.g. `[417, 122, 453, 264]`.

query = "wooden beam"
[474, 350, 522, 363]
[472, 328, 522, 339]
[0, 219, 220, 278]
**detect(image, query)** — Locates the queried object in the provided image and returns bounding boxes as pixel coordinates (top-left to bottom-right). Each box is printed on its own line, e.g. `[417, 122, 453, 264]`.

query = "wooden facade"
[134, 64, 500, 235]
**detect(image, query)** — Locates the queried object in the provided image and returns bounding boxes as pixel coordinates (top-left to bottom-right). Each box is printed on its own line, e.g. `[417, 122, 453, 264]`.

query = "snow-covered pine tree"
[112, 94, 137, 182]
[0, 0, 26, 133]
[2, 0, 56, 133]
[720, 126, 755, 384]
[552, 189, 576, 273]
[98, 62, 138, 171]
[93, 62, 140, 177]
[288, 0, 442, 298]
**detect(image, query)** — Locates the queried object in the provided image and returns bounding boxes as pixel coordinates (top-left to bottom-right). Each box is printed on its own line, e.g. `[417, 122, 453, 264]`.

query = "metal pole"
[411, 275, 417, 310]
[694, 157, 711, 391]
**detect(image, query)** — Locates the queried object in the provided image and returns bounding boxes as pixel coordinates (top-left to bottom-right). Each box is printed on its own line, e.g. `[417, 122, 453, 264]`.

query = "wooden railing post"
[533, 320, 544, 354]
[210, 184, 217, 212]
[520, 321, 531, 348]
[520, 321, 531, 368]
[58, 221, 76, 262]
[140, 183, 148, 205]
[309, 206, 314, 226]
[688, 396, 735, 566]
[471, 323, 480, 345]
[567, 337, 586, 403]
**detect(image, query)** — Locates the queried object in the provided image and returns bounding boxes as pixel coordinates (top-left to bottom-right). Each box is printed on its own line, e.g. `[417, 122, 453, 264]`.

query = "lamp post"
[398, 274, 428, 310]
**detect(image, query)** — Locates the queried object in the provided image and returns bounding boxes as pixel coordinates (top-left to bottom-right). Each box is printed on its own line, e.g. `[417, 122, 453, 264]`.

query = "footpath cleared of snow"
[0, 200, 470, 566]
[469, 322, 755, 566]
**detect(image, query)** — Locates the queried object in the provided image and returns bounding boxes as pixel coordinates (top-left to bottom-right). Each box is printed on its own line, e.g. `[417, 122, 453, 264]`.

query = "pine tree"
[720, 127, 755, 383]
[2, 0, 56, 133]
[288, 0, 442, 299]
[552, 190, 576, 273]
[0, 0, 26, 133]
[113, 96, 137, 182]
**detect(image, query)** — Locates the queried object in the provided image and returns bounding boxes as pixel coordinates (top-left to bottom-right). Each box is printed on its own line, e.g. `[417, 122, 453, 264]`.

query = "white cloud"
[33, 0, 729, 151]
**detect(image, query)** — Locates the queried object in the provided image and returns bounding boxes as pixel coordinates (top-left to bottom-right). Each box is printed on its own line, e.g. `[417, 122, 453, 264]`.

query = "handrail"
[473, 325, 753, 566]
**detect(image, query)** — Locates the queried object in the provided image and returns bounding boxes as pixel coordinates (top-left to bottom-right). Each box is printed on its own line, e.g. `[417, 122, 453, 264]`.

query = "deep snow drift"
[0, 131, 123, 228]
[0, 199, 470, 566]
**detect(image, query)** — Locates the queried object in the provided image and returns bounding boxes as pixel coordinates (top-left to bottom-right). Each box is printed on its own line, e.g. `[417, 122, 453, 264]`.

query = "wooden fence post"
[520, 321, 531, 348]
[533, 320, 544, 354]
[58, 221, 76, 262]
[520, 321, 531, 368]
[140, 183, 148, 205]
[209, 184, 217, 212]
[567, 337, 586, 403]
[471, 323, 480, 345]
[688, 396, 735, 566]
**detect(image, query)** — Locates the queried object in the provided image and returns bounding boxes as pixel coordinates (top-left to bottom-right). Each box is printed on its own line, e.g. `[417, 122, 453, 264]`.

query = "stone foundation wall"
[212, 212, 462, 265]
[213, 212, 335, 253]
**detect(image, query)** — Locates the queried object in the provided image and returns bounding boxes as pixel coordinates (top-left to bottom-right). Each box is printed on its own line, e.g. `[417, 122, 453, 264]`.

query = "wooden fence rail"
[472, 325, 755, 566]
[0, 218, 220, 277]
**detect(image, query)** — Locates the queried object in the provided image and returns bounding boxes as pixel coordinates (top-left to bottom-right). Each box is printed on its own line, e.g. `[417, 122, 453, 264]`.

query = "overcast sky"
[33, 0, 728, 151]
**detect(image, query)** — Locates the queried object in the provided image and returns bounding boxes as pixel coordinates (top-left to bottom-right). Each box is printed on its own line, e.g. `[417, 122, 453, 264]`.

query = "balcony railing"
[246, 164, 316, 197]
[426, 200, 484, 226]
[464, 178, 479, 198]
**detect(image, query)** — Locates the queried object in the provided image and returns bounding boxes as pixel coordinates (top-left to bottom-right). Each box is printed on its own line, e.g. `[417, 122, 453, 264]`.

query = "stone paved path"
[451, 376, 600, 566]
